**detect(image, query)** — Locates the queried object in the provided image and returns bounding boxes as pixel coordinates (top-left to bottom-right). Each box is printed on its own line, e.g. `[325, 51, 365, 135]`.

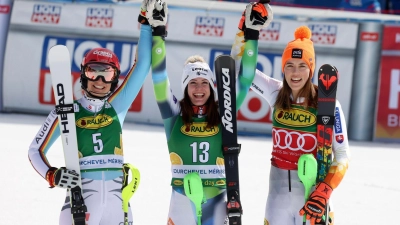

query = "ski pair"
[49, 45, 141, 225]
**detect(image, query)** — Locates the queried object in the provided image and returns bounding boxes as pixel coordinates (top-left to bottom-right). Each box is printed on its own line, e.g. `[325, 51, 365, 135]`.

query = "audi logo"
[272, 128, 317, 152]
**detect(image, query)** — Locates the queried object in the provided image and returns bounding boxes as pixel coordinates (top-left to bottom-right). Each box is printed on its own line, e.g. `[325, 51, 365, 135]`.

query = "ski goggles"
[84, 63, 118, 83]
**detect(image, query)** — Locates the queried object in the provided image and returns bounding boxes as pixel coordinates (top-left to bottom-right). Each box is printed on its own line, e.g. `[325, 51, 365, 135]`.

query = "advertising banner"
[374, 26, 400, 142]
[3, 1, 357, 135]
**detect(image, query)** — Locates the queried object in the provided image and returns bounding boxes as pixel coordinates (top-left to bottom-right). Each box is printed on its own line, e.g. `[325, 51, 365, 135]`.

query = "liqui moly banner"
[374, 26, 400, 142]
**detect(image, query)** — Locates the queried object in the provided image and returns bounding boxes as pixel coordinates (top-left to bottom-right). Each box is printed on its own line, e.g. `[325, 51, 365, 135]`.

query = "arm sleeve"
[236, 39, 259, 110]
[108, 25, 152, 124]
[151, 35, 180, 138]
[28, 110, 60, 180]
[323, 100, 351, 189]
[250, 69, 282, 107]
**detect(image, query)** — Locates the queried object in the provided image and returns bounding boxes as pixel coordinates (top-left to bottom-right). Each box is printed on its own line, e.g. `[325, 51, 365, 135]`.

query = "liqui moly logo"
[86, 8, 113, 28]
[309, 24, 337, 45]
[194, 16, 224, 37]
[259, 21, 280, 41]
[31, 4, 61, 24]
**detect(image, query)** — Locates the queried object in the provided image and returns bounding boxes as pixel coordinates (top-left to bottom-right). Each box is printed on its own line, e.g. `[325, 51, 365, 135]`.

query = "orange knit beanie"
[281, 26, 315, 77]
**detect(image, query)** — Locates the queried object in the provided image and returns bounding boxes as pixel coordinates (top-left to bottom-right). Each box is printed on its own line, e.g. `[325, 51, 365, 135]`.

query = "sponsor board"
[86, 7, 113, 28]
[309, 24, 337, 45]
[39, 36, 142, 112]
[375, 56, 400, 140]
[31, 4, 61, 24]
[194, 16, 224, 37]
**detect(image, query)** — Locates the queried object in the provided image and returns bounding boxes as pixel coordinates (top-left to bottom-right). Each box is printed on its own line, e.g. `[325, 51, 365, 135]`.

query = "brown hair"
[180, 88, 220, 128]
[274, 77, 318, 110]
[179, 55, 220, 128]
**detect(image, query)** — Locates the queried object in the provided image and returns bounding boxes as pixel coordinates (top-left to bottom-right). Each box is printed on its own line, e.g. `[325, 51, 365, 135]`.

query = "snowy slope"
[1, 113, 399, 225]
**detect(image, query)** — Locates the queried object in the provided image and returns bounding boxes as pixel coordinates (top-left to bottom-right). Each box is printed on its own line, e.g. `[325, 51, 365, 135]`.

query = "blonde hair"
[184, 55, 206, 65]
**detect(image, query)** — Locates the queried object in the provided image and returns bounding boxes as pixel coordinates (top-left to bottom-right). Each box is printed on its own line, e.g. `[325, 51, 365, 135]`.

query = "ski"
[316, 64, 338, 182]
[316, 64, 338, 225]
[48, 45, 87, 225]
[215, 55, 242, 225]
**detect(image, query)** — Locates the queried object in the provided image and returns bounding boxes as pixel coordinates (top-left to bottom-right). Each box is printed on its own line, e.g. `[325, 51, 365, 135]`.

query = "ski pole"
[121, 163, 141, 225]
[184, 172, 204, 225]
[298, 154, 317, 225]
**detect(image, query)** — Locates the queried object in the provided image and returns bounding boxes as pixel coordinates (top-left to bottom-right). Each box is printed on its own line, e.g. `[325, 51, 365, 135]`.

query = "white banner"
[3, 1, 357, 134]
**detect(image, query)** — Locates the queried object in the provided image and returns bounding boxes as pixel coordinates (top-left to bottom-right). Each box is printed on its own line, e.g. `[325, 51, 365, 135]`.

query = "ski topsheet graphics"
[215, 55, 243, 225]
[316, 64, 338, 182]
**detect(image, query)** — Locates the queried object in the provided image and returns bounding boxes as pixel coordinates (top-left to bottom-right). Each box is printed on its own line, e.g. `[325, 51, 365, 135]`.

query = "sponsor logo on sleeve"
[334, 106, 344, 143]
[31, 4, 61, 24]
[194, 16, 224, 37]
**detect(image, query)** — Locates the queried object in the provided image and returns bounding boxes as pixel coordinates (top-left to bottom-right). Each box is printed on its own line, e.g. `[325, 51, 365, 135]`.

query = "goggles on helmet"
[84, 63, 118, 83]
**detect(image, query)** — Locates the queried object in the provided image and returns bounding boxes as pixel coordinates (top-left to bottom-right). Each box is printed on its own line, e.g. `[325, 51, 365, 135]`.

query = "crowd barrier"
[1, 0, 400, 142]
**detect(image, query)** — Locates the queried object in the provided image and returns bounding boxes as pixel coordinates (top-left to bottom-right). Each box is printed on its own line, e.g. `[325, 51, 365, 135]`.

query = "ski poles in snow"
[298, 154, 317, 225]
[184, 172, 205, 225]
[122, 163, 141, 225]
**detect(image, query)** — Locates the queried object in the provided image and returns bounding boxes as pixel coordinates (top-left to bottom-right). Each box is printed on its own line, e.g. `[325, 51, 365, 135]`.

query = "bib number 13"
[190, 142, 209, 163]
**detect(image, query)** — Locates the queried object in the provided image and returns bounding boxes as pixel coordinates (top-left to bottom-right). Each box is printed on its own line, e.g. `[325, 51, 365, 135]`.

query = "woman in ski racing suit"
[149, 2, 273, 225]
[231, 22, 351, 225]
[27, 1, 154, 224]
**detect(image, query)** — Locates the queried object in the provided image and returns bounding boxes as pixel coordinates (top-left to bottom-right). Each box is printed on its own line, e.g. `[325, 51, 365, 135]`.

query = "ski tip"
[49, 44, 68, 51]
[318, 64, 338, 75]
[48, 45, 71, 64]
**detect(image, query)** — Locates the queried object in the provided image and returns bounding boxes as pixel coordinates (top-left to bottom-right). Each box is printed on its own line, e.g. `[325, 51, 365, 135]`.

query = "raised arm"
[232, 3, 274, 109]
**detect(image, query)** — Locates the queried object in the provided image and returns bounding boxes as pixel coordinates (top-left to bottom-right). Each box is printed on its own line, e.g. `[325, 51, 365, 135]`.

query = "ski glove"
[238, 3, 273, 40]
[299, 182, 333, 225]
[146, 0, 168, 37]
[46, 167, 80, 189]
[138, 0, 150, 25]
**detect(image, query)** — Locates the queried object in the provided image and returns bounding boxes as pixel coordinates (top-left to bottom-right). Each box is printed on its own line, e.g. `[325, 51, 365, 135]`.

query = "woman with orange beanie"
[231, 25, 350, 225]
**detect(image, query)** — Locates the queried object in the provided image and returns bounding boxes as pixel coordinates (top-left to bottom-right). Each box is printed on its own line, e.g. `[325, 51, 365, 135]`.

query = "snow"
[1, 112, 399, 225]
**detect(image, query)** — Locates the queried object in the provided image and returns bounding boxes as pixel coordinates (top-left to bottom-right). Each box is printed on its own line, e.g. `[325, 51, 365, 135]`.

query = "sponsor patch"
[292, 49, 303, 59]
[180, 122, 219, 137]
[76, 114, 113, 129]
[334, 107, 344, 143]
[274, 108, 316, 127]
